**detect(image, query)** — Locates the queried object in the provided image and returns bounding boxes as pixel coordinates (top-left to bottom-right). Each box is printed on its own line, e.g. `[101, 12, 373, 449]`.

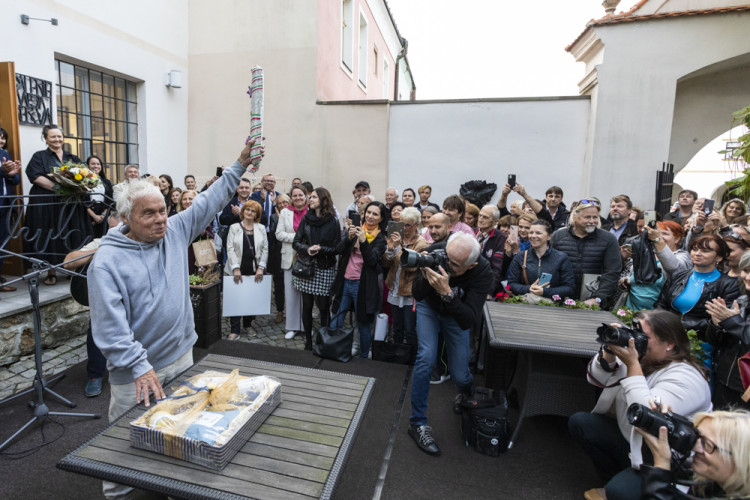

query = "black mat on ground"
[1, 341, 600, 499]
[382, 373, 600, 499]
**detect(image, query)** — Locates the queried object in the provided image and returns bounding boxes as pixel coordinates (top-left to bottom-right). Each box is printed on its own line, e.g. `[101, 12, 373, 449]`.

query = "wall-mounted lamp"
[21, 14, 59, 25]
[164, 70, 182, 88]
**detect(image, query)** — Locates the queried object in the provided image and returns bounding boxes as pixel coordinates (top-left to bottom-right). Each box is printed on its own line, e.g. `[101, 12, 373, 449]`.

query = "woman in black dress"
[23, 125, 93, 284]
[292, 187, 341, 350]
[84, 155, 113, 238]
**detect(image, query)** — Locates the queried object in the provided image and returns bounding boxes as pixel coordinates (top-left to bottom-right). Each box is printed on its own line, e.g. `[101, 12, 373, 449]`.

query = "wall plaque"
[16, 73, 53, 126]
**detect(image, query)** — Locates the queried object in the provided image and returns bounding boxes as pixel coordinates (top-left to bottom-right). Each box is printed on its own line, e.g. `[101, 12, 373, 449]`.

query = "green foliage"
[687, 329, 707, 366]
[721, 105, 750, 200]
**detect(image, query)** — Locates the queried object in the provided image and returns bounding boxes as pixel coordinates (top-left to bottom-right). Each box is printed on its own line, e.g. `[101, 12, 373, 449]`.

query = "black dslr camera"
[627, 403, 699, 456]
[401, 248, 453, 274]
[596, 322, 649, 358]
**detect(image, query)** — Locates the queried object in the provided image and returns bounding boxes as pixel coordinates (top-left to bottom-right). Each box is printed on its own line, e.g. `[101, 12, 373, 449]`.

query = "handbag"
[632, 231, 661, 284]
[292, 254, 314, 278]
[292, 225, 314, 278]
[192, 236, 218, 268]
[313, 321, 354, 363]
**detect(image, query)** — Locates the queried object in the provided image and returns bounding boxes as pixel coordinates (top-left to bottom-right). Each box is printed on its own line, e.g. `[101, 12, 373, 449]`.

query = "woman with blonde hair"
[224, 200, 268, 340]
[640, 409, 750, 498]
[720, 198, 746, 226]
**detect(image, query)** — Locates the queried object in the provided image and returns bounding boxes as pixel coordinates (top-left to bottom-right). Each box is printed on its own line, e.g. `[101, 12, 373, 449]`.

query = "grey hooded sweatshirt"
[88, 161, 245, 385]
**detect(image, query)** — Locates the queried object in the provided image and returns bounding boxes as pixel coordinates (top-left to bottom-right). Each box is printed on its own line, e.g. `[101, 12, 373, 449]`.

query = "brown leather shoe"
[275, 311, 284, 323]
[0, 285, 16, 292]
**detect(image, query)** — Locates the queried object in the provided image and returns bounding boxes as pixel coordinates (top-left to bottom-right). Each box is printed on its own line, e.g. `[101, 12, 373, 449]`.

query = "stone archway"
[668, 52, 750, 175]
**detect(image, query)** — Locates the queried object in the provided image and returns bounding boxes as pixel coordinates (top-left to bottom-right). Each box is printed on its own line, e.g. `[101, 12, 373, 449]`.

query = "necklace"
[241, 221, 253, 233]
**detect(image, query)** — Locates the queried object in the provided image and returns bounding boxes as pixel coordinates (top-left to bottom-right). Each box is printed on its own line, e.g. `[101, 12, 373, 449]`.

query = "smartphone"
[702, 199, 715, 215]
[509, 225, 519, 240]
[508, 174, 516, 189]
[538, 272, 552, 286]
[348, 209, 357, 218]
[644, 210, 656, 228]
[349, 212, 361, 227]
[387, 221, 405, 239]
[216, 166, 223, 177]
[624, 243, 633, 251]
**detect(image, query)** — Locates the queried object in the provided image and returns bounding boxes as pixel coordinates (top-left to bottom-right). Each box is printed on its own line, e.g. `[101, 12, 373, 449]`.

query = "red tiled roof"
[566, 4, 750, 52]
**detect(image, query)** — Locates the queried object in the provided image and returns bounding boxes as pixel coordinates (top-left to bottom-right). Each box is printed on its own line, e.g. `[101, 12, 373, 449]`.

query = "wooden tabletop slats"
[57, 355, 375, 500]
[485, 302, 612, 357]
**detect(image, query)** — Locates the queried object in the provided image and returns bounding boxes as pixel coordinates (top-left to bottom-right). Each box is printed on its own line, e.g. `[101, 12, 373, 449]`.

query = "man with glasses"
[408, 232, 492, 456]
[550, 198, 621, 309]
[250, 173, 280, 232]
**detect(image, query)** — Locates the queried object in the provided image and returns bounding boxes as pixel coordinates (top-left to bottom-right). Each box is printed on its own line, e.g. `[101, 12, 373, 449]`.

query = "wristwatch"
[440, 290, 455, 303]
[594, 297, 602, 305]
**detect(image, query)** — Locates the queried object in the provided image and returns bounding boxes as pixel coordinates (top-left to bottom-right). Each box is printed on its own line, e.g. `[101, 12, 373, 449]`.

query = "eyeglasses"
[578, 199, 601, 207]
[726, 232, 744, 241]
[697, 432, 732, 456]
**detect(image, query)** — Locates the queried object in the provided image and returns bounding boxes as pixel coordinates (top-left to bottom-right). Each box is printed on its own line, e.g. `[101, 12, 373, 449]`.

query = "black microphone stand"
[0, 249, 101, 452]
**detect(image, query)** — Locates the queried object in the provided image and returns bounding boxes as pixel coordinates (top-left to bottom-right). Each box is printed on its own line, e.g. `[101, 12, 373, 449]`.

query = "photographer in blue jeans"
[408, 232, 492, 456]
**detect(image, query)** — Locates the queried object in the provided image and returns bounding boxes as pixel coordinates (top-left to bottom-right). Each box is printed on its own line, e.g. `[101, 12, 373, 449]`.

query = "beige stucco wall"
[187, 0, 390, 209]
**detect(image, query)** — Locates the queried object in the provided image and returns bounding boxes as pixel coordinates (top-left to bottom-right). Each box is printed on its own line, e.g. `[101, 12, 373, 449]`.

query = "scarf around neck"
[290, 205, 308, 231]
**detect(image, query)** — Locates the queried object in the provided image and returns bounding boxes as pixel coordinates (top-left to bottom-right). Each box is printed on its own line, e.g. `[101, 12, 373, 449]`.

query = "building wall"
[316, 0, 399, 101]
[388, 98, 590, 207]
[586, 12, 750, 209]
[0, 0, 189, 189]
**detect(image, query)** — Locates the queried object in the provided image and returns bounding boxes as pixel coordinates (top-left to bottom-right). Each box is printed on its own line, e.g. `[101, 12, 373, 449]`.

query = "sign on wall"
[16, 74, 52, 126]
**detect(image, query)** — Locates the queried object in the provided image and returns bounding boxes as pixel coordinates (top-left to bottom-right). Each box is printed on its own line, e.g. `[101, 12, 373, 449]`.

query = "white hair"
[482, 205, 500, 219]
[117, 178, 164, 218]
[447, 232, 480, 266]
[386, 187, 399, 196]
[401, 207, 421, 225]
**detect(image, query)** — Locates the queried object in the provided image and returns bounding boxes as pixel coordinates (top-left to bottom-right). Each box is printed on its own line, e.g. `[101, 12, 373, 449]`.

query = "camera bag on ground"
[459, 387, 511, 456]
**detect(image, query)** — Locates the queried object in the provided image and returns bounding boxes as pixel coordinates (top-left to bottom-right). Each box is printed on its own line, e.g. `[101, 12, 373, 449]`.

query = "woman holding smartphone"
[506, 219, 575, 302]
[292, 187, 341, 351]
[331, 201, 388, 358]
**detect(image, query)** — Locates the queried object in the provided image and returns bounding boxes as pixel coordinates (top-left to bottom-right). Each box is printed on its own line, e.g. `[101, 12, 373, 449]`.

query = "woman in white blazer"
[225, 200, 268, 340]
[275, 186, 308, 339]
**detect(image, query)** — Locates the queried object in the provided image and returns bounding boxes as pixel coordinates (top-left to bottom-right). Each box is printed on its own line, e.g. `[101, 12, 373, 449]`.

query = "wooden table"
[58, 354, 374, 500]
[483, 302, 614, 448]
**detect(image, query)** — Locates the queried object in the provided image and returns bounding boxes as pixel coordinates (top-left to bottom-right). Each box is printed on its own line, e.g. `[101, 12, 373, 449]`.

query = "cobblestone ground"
[0, 298, 329, 400]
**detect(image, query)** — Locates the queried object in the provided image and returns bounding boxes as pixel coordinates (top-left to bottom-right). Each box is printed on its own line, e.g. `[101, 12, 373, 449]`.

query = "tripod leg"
[49, 411, 101, 419]
[0, 416, 39, 452]
[43, 386, 77, 408]
[0, 385, 37, 406]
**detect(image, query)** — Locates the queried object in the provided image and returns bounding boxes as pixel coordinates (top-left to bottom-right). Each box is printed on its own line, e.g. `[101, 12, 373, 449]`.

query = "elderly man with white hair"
[407, 232, 493, 456]
[88, 140, 260, 499]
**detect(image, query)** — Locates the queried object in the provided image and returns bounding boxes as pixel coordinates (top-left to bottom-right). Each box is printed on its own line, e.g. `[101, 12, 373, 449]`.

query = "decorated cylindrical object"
[247, 66, 264, 172]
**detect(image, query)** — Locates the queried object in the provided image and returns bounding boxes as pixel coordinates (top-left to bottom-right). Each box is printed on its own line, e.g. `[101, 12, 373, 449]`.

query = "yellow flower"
[80, 168, 89, 176]
[74, 174, 83, 181]
[60, 166, 67, 171]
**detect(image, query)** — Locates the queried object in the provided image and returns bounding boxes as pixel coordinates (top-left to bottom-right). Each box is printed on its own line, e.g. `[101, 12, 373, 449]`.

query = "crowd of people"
[2, 127, 750, 499]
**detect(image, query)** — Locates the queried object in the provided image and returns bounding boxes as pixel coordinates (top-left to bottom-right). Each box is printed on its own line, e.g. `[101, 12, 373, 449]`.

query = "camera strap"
[586, 357, 626, 389]
[522, 250, 530, 285]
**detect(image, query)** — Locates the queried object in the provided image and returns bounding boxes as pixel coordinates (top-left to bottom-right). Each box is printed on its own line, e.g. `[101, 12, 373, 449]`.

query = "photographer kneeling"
[637, 406, 750, 499]
[569, 309, 711, 500]
[407, 232, 492, 456]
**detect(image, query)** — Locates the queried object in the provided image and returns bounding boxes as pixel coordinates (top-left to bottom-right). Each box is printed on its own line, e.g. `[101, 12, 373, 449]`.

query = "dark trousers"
[86, 323, 107, 379]
[230, 316, 254, 334]
[392, 303, 417, 344]
[302, 293, 330, 337]
[568, 412, 643, 500]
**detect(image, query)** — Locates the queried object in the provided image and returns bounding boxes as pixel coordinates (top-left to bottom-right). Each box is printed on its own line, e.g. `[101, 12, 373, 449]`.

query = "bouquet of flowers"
[49, 160, 101, 196]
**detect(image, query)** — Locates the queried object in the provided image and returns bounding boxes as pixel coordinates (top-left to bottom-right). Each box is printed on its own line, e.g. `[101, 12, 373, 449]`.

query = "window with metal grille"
[55, 60, 138, 183]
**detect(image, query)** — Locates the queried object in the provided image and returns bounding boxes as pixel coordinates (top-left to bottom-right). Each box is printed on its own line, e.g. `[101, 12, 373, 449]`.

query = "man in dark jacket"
[602, 195, 639, 245]
[408, 233, 493, 456]
[663, 189, 697, 226]
[542, 186, 569, 230]
[475, 205, 506, 297]
[550, 199, 621, 309]
[250, 173, 280, 231]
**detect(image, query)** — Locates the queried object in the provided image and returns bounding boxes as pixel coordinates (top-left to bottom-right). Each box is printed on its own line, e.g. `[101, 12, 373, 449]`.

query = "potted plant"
[190, 266, 222, 348]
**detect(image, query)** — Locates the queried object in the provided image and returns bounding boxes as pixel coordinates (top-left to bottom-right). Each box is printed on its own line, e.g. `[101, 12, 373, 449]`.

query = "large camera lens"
[597, 325, 632, 348]
[627, 403, 672, 435]
[627, 403, 699, 456]
[401, 249, 437, 269]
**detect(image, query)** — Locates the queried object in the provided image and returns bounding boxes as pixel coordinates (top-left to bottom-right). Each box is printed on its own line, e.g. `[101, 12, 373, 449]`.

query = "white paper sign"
[222, 276, 272, 317]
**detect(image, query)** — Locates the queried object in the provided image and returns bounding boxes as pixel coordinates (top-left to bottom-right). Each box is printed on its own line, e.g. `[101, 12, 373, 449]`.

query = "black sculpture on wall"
[16, 73, 53, 126]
